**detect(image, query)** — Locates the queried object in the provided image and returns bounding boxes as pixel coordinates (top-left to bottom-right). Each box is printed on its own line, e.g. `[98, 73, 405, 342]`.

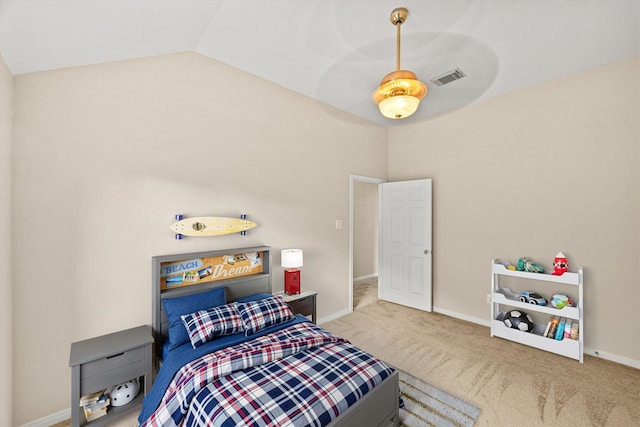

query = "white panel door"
[379, 179, 432, 311]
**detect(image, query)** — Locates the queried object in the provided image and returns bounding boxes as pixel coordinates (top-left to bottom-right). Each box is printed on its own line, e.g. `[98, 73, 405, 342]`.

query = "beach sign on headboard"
[160, 251, 264, 290]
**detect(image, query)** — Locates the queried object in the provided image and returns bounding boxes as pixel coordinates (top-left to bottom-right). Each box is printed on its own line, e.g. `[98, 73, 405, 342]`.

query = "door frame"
[349, 174, 386, 312]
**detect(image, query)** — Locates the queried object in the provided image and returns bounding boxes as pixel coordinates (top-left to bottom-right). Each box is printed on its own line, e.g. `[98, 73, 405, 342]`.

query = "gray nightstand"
[69, 325, 153, 427]
[277, 290, 318, 323]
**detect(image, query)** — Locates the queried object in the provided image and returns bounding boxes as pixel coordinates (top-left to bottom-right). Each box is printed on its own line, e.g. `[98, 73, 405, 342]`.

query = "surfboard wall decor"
[170, 214, 256, 239]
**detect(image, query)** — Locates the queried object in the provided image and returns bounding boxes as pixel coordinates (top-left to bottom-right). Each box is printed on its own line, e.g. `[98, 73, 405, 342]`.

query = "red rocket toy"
[552, 252, 569, 275]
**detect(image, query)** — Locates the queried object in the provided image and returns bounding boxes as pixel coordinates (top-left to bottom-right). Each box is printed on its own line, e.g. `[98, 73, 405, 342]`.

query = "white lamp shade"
[281, 249, 303, 268]
[378, 95, 420, 119]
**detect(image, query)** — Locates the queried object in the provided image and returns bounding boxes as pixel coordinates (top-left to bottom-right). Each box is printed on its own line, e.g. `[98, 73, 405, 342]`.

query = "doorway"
[350, 175, 384, 311]
[350, 176, 433, 313]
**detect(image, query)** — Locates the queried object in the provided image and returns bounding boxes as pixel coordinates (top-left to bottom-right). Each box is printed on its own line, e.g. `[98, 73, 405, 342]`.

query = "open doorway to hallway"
[351, 176, 383, 311]
[353, 277, 378, 309]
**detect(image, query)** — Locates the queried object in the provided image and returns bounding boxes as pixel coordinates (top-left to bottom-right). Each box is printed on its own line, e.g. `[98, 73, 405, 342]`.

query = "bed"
[138, 246, 399, 427]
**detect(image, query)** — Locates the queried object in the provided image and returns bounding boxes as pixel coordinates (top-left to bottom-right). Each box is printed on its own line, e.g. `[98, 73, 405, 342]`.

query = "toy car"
[519, 291, 547, 305]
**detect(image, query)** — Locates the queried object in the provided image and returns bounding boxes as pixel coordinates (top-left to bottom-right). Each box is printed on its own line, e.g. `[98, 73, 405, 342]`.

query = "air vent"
[430, 68, 467, 86]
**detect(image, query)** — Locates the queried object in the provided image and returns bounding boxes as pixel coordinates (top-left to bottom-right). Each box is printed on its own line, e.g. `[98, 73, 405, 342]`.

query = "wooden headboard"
[152, 246, 272, 360]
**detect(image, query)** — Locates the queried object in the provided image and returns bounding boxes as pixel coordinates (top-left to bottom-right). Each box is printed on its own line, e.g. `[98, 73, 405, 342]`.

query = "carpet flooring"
[399, 370, 480, 427]
[325, 279, 640, 427]
[353, 276, 379, 310]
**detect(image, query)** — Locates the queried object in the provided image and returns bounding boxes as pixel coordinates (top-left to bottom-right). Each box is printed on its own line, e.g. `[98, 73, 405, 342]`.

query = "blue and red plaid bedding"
[140, 322, 394, 427]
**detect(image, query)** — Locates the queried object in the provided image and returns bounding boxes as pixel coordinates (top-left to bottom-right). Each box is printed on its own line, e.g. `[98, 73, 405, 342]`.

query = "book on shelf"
[554, 317, 566, 340]
[79, 389, 106, 406]
[543, 315, 553, 337]
[563, 319, 572, 339]
[570, 323, 579, 340]
[545, 315, 560, 338]
[83, 398, 110, 422]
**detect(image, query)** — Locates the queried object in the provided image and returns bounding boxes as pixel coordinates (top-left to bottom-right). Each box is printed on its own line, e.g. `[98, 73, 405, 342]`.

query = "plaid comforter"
[141, 322, 394, 427]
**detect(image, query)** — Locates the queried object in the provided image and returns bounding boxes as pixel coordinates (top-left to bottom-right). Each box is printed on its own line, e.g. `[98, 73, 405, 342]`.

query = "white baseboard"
[433, 306, 640, 369]
[353, 274, 378, 282]
[433, 306, 490, 328]
[21, 408, 70, 427]
[584, 347, 640, 369]
[318, 308, 352, 325]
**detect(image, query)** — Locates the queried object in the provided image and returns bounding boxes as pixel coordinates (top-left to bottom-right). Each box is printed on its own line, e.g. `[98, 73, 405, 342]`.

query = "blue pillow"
[162, 287, 226, 350]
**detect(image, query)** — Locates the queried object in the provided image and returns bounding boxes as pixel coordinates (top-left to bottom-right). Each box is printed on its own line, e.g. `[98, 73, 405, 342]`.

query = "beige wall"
[10, 51, 640, 424]
[353, 180, 379, 278]
[388, 56, 640, 363]
[12, 52, 387, 424]
[0, 55, 14, 426]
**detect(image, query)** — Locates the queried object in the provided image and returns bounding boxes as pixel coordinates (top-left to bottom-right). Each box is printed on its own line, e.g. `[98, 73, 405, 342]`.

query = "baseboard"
[353, 274, 378, 282]
[433, 306, 640, 369]
[433, 306, 490, 328]
[584, 347, 640, 369]
[318, 307, 352, 325]
[21, 408, 69, 427]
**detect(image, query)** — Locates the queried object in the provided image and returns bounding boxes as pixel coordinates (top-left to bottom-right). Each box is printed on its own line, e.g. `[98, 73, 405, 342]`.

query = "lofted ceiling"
[0, 0, 638, 126]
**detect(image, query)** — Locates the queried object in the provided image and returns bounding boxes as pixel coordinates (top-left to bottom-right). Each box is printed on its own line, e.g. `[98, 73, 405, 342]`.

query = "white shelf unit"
[490, 259, 584, 363]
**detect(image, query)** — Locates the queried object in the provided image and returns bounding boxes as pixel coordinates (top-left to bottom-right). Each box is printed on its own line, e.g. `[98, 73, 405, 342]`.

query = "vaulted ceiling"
[1, 0, 638, 126]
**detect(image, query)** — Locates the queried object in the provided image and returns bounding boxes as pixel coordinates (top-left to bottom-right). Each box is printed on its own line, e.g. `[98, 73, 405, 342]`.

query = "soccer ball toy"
[551, 293, 574, 309]
[503, 310, 534, 332]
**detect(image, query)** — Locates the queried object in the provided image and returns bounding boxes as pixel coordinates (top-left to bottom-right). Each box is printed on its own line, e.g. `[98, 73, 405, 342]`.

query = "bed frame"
[151, 246, 399, 427]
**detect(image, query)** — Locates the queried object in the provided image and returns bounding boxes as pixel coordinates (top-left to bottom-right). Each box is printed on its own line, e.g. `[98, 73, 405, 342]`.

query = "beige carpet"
[57, 281, 639, 426]
[353, 276, 379, 310]
[325, 281, 640, 427]
[398, 369, 480, 426]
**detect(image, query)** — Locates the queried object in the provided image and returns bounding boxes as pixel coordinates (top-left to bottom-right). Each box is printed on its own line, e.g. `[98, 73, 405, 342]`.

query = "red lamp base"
[284, 269, 301, 295]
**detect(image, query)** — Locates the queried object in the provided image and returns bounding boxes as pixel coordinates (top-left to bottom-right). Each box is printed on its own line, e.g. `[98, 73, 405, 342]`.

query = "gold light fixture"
[372, 7, 427, 120]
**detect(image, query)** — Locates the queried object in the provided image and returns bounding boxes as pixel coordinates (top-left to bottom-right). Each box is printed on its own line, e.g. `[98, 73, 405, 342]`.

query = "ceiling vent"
[430, 68, 467, 86]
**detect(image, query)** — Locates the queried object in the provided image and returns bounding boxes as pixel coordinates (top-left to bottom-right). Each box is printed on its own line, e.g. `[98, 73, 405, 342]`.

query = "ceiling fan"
[371, 7, 427, 120]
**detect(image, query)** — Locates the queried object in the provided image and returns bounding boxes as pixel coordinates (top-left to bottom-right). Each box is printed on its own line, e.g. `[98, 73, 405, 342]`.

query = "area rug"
[399, 370, 480, 427]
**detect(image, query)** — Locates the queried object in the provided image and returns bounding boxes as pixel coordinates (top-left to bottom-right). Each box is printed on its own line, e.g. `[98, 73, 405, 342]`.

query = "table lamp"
[281, 249, 303, 295]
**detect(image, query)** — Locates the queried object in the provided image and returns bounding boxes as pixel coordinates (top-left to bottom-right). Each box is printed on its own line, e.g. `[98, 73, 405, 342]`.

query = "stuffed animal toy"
[517, 257, 545, 273]
[552, 252, 569, 275]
